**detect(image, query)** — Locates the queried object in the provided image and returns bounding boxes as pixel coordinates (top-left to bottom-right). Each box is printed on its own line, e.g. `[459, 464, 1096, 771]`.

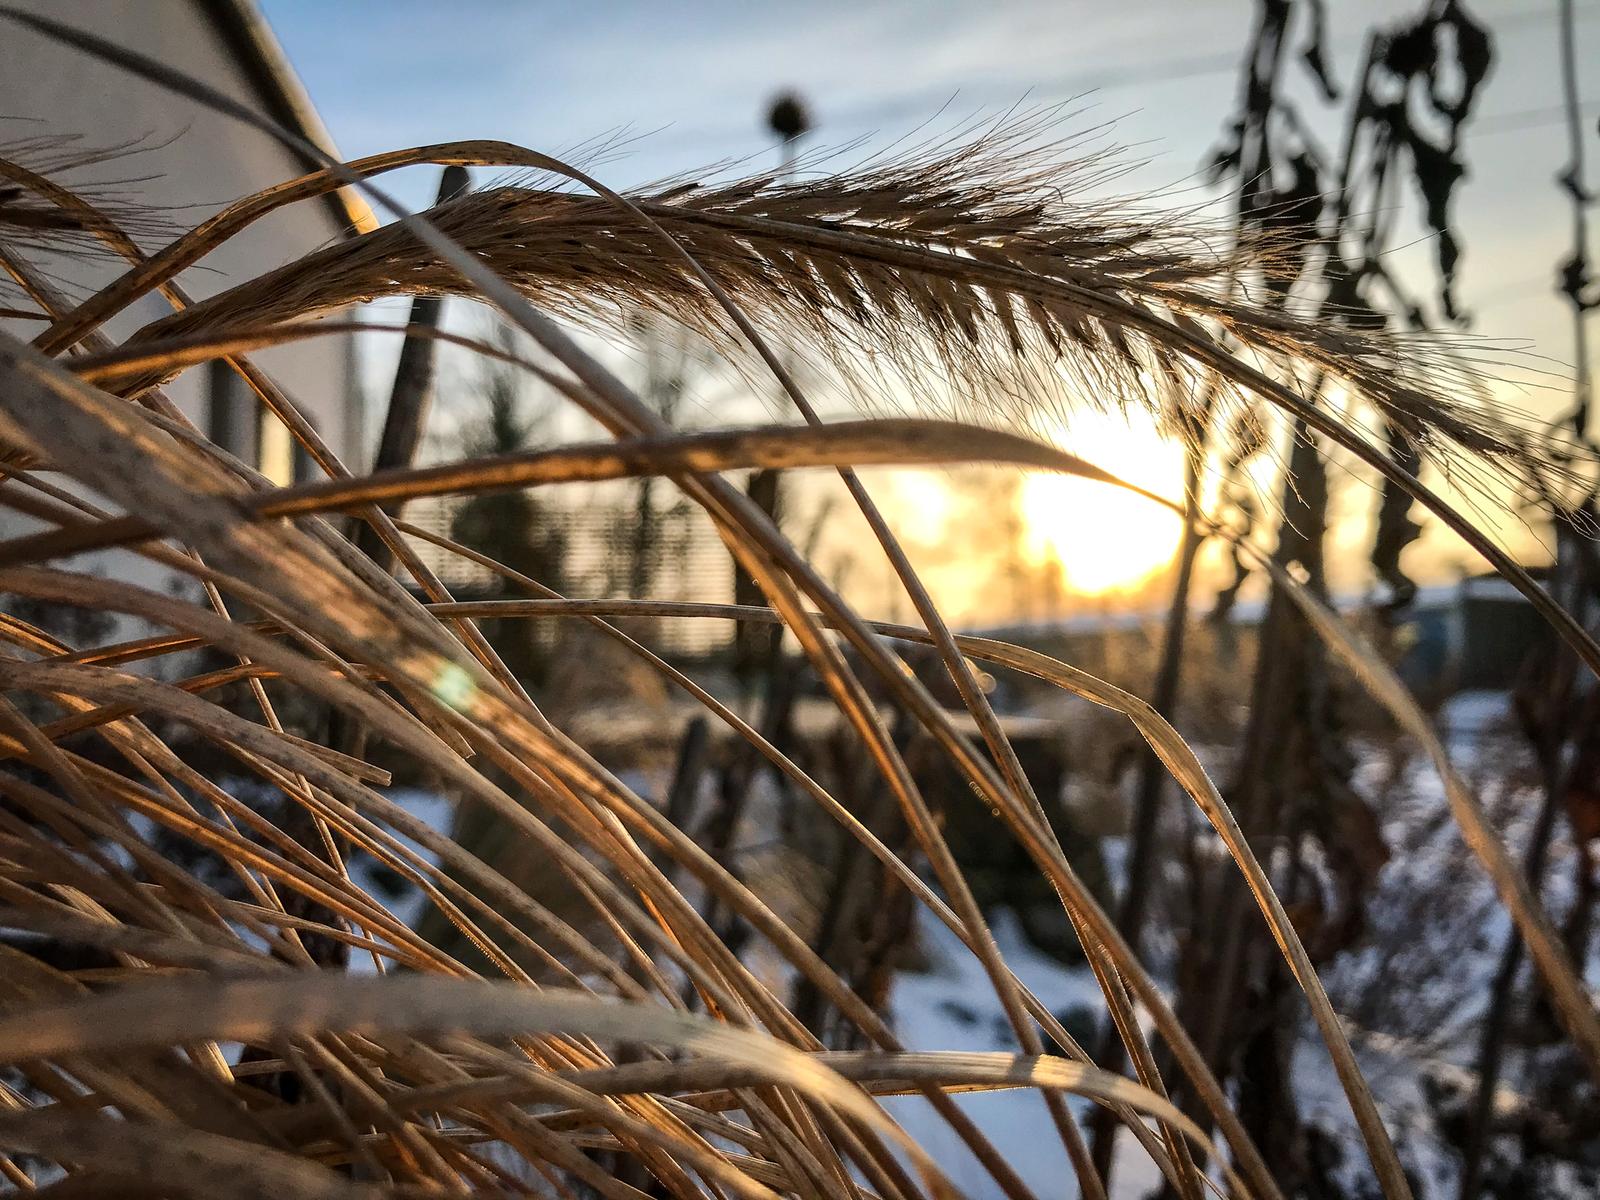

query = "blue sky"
[262, 0, 1245, 184]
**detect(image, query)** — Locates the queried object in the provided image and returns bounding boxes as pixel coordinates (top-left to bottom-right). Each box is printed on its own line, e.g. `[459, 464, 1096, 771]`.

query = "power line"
[632, 4, 1599, 161]
[1474, 100, 1600, 136]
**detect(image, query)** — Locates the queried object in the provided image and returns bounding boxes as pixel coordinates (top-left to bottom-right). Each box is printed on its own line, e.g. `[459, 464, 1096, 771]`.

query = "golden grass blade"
[0, 1108, 374, 1200]
[0, 974, 960, 1199]
[409, 1050, 1247, 1196]
[35, 140, 574, 356]
[0, 417, 1159, 567]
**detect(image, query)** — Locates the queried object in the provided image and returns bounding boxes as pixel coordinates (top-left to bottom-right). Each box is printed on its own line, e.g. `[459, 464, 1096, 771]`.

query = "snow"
[885, 905, 1165, 1197]
[345, 786, 457, 970]
[1435, 689, 1515, 744]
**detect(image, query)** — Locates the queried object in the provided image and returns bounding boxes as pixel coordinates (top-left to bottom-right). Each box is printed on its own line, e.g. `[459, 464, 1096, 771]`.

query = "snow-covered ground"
[879, 688, 1590, 1197]
[886, 905, 1167, 1197]
[345, 786, 457, 970]
[331, 689, 1595, 1194]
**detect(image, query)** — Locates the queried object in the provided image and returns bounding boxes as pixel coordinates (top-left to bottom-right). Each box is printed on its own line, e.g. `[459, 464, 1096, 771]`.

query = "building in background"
[0, 0, 372, 485]
[0, 0, 375, 641]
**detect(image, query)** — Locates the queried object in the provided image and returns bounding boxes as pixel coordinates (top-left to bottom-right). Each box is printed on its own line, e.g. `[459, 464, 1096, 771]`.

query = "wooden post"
[352, 163, 470, 573]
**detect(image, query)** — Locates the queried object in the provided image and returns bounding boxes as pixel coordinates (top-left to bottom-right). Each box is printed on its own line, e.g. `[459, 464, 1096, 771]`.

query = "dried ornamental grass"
[0, 9, 1592, 1200]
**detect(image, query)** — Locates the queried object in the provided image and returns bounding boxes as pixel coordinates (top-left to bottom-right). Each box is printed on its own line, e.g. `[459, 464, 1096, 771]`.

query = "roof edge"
[195, 0, 378, 236]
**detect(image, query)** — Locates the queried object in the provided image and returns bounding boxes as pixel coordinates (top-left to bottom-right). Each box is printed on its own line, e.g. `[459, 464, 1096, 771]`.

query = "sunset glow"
[1017, 408, 1188, 596]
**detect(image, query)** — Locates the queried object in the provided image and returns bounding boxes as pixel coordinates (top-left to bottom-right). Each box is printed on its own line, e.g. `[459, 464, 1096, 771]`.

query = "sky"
[259, 0, 1600, 618]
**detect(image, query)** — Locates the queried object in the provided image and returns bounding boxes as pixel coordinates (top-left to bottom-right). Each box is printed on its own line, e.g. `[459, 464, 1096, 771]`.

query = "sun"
[1016, 408, 1188, 597]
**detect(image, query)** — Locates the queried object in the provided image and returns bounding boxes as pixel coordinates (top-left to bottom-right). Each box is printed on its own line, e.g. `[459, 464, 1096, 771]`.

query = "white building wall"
[0, 1, 369, 646]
